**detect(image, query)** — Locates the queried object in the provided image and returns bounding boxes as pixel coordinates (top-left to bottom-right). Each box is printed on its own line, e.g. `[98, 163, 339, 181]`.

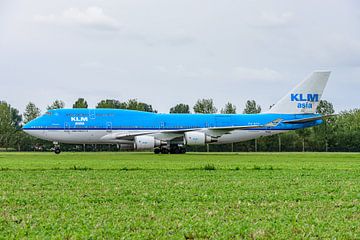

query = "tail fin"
[268, 71, 331, 114]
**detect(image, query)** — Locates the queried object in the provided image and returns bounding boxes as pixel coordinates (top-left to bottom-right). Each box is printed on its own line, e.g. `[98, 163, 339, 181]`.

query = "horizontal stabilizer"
[283, 114, 336, 124]
[207, 119, 281, 132]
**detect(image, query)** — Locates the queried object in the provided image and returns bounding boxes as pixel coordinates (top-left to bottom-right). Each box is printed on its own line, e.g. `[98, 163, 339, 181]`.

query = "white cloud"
[232, 67, 282, 82]
[2, 1, 360, 113]
[34, 7, 120, 31]
[79, 61, 104, 69]
[250, 11, 294, 27]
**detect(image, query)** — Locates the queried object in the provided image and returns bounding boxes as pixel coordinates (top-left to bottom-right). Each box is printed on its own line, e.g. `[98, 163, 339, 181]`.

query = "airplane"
[23, 71, 331, 154]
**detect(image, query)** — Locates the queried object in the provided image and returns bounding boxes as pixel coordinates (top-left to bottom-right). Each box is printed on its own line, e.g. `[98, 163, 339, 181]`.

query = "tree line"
[0, 98, 359, 152]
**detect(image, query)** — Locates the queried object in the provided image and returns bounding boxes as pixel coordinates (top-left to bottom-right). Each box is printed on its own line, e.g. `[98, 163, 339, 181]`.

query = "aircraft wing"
[101, 129, 201, 141]
[283, 114, 336, 124]
[100, 131, 157, 141]
[103, 126, 257, 141]
[101, 118, 283, 140]
[207, 125, 262, 131]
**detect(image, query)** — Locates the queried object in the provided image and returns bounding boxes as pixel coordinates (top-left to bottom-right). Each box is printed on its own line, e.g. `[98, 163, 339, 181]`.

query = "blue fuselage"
[22, 108, 323, 147]
[23, 108, 322, 132]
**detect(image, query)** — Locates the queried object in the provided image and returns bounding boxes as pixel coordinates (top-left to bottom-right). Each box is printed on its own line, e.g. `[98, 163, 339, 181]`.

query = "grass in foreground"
[0, 152, 359, 239]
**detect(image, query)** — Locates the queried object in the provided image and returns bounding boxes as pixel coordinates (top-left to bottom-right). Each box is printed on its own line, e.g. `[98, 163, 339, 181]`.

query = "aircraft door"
[64, 122, 70, 132]
[89, 109, 96, 120]
[106, 122, 112, 133]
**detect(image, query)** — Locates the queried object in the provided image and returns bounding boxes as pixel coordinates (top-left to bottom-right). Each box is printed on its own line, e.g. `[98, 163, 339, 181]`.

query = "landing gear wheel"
[180, 147, 186, 154]
[154, 148, 161, 154]
[54, 148, 61, 154]
[173, 148, 180, 154]
[161, 148, 169, 154]
[169, 145, 186, 154]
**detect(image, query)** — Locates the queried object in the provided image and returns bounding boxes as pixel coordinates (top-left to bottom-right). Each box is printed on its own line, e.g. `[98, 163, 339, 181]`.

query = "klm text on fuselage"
[291, 93, 319, 109]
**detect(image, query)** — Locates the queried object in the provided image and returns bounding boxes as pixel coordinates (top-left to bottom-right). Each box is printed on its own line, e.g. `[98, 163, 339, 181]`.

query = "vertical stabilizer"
[268, 71, 331, 114]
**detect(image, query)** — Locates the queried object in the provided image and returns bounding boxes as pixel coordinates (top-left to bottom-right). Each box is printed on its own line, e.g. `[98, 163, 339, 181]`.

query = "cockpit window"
[45, 111, 52, 116]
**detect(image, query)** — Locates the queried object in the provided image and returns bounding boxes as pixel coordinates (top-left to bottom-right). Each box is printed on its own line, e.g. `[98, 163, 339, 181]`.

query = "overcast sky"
[1, 0, 359, 114]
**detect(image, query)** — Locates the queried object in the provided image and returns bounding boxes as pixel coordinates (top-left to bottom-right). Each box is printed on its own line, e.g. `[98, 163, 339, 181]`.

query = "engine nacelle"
[134, 136, 164, 150]
[184, 131, 217, 146]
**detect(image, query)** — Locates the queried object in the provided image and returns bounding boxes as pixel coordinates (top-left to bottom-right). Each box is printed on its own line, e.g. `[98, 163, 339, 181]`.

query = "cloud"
[122, 27, 195, 47]
[146, 29, 195, 46]
[2, 1, 359, 113]
[34, 7, 120, 31]
[318, 35, 360, 66]
[232, 67, 282, 82]
[79, 61, 104, 69]
[250, 11, 294, 28]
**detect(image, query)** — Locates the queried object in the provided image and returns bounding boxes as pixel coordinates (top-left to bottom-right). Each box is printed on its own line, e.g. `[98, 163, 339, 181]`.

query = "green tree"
[170, 104, 190, 113]
[242, 100, 261, 151]
[193, 99, 217, 114]
[314, 100, 335, 151]
[96, 99, 156, 112]
[47, 100, 65, 110]
[126, 99, 156, 112]
[243, 100, 261, 114]
[221, 102, 236, 114]
[23, 102, 41, 124]
[330, 109, 360, 152]
[0, 101, 22, 150]
[296, 128, 312, 152]
[73, 98, 88, 108]
[316, 100, 335, 115]
[96, 99, 126, 109]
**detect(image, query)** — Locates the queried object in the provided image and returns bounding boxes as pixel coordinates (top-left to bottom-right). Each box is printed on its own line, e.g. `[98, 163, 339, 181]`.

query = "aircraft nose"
[22, 119, 37, 135]
[22, 122, 30, 130]
[22, 122, 31, 134]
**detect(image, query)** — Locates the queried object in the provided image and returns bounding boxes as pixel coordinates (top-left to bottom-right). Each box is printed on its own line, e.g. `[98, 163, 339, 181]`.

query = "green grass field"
[0, 152, 359, 239]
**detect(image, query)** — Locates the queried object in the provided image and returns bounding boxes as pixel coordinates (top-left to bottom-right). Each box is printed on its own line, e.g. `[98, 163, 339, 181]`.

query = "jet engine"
[184, 131, 217, 146]
[134, 136, 165, 150]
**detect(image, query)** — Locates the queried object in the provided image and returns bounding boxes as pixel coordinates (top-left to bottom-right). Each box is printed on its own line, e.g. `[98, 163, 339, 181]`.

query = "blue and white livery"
[23, 71, 331, 154]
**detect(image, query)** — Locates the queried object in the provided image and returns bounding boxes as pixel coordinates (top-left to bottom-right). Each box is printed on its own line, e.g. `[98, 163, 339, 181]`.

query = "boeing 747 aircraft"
[23, 71, 331, 154]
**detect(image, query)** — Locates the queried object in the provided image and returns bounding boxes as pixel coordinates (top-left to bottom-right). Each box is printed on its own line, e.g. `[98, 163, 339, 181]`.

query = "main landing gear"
[154, 145, 186, 154]
[53, 142, 61, 154]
